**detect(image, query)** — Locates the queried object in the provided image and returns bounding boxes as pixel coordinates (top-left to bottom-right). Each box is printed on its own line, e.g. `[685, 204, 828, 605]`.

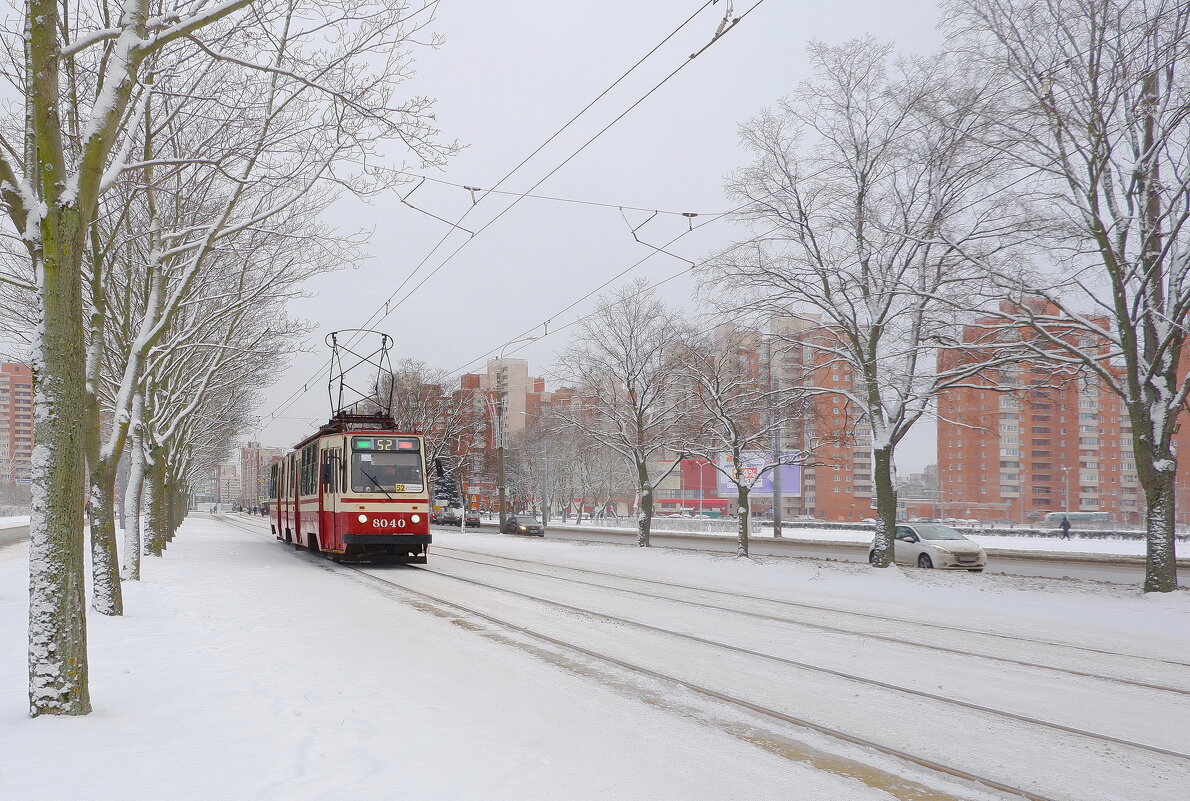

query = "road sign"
[16, 478, 31, 485]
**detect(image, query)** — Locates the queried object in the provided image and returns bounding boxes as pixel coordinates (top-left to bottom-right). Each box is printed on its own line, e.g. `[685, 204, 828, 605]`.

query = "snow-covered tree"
[943, 0, 1190, 592]
[674, 327, 812, 556]
[705, 39, 1028, 568]
[554, 280, 690, 546]
[1, 0, 265, 720]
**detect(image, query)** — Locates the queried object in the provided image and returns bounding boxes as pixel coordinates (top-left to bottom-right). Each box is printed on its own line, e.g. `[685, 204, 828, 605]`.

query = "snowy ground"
[2, 515, 1188, 800]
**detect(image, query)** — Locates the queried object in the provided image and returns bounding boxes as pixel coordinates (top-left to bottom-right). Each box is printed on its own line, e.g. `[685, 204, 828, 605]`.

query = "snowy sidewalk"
[0, 517, 890, 801]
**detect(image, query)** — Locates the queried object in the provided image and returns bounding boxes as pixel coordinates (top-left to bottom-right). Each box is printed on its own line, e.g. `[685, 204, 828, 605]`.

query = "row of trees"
[714, 1, 1189, 594]
[713, 0, 1186, 594]
[509, 1, 1188, 596]
[0, 0, 455, 716]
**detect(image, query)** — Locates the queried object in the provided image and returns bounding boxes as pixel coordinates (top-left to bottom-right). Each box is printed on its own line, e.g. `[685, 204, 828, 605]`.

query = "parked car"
[871, 523, 986, 571]
[464, 513, 481, 528]
[439, 510, 461, 525]
[503, 514, 545, 536]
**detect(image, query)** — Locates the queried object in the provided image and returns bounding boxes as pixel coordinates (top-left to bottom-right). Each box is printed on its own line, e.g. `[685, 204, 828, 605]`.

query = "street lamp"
[495, 336, 537, 532]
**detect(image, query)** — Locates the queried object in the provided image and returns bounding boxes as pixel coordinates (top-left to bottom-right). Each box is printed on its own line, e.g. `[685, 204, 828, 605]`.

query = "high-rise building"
[704, 319, 874, 522]
[470, 359, 544, 442]
[768, 315, 876, 521]
[0, 363, 34, 484]
[936, 306, 1190, 524]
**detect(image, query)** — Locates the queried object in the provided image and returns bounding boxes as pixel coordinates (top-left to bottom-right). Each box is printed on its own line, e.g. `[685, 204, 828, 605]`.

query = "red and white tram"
[268, 415, 433, 562]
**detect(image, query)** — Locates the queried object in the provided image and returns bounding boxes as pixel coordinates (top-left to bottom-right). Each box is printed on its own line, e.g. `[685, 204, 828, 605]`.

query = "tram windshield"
[351, 451, 423, 493]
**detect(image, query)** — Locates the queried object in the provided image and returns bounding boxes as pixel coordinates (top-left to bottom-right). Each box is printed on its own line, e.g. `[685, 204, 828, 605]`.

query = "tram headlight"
[411, 514, 421, 523]
[357, 514, 368, 523]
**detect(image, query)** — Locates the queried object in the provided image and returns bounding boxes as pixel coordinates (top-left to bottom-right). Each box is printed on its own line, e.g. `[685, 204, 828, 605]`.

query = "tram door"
[322, 446, 341, 547]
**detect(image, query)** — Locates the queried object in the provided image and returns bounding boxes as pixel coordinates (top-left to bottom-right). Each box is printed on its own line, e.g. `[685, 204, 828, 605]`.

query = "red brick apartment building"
[936, 308, 1190, 525]
[0, 363, 34, 483]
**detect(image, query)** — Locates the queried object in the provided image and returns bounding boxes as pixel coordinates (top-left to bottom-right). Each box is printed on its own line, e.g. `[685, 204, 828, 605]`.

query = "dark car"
[503, 514, 544, 536]
[464, 513, 481, 528]
[439, 510, 461, 525]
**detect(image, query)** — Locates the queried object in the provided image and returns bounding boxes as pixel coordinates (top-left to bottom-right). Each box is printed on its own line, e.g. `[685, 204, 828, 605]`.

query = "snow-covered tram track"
[430, 546, 1190, 696]
[337, 563, 1067, 801]
[397, 561, 1188, 762]
[434, 543, 1190, 670]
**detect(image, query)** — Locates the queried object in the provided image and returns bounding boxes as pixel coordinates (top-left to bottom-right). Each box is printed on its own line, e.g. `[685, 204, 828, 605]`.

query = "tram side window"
[268, 463, 277, 499]
[300, 443, 318, 496]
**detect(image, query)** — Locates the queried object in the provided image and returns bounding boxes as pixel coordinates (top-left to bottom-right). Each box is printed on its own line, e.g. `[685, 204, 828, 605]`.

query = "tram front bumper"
[342, 534, 432, 546]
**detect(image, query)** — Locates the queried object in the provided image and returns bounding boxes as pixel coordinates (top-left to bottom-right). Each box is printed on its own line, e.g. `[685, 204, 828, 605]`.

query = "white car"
[870, 523, 987, 571]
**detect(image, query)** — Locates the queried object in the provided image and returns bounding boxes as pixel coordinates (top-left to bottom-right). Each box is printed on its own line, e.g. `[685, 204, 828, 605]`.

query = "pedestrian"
[1059, 515, 1071, 540]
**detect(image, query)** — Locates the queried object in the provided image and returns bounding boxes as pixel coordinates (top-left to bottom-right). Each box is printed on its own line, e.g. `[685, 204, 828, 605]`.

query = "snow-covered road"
[2, 514, 1188, 800]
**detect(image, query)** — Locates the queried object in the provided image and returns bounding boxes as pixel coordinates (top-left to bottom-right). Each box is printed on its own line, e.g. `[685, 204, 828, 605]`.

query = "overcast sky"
[257, 0, 945, 472]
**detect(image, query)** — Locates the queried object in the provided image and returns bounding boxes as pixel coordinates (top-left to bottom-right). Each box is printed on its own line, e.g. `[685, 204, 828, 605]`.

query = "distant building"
[0, 363, 34, 484]
[215, 463, 240, 507]
[897, 465, 939, 520]
[936, 303, 1190, 524]
[463, 359, 560, 509]
[240, 441, 283, 509]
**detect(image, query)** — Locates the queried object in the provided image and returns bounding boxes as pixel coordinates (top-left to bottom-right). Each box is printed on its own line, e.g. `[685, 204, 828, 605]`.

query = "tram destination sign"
[351, 436, 419, 452]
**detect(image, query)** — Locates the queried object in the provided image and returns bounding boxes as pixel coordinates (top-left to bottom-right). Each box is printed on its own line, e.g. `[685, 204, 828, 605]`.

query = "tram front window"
[351, 452, 423, 493]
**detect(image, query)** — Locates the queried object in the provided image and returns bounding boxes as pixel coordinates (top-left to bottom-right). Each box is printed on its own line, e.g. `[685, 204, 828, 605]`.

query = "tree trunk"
[143, 450, 168, 557]
[27, 239, 91, 715]
[636, 459, 652, 547]
[122, 438, 146, 581]
[736, 484, 749, 557]
[1141, 461, 1179, 593]
[87, 464, 123, 615]
[164, 478, 176, 543]
[869, 446, 896, 567]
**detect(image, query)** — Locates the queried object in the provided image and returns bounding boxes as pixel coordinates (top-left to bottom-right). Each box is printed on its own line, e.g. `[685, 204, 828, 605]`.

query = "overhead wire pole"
[260, 0, 725, 427]
[261, 0, 770, 428]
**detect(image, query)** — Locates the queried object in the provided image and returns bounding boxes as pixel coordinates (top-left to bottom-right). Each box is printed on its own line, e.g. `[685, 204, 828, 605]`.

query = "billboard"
[716, 452, 801, 495]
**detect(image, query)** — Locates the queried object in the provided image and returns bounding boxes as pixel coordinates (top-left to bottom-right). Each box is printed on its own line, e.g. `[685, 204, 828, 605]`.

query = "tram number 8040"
[373, 518, 408, 529]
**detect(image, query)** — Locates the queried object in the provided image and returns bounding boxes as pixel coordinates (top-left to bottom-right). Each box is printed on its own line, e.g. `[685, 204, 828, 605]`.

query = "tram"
[268, 414, 433, 562]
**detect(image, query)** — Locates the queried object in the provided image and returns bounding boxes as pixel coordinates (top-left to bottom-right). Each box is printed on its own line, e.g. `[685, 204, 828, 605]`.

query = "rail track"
[429, 545, 1190, 693]
[429, 531, 1190, 667]
[216, 515, 1189, 801]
